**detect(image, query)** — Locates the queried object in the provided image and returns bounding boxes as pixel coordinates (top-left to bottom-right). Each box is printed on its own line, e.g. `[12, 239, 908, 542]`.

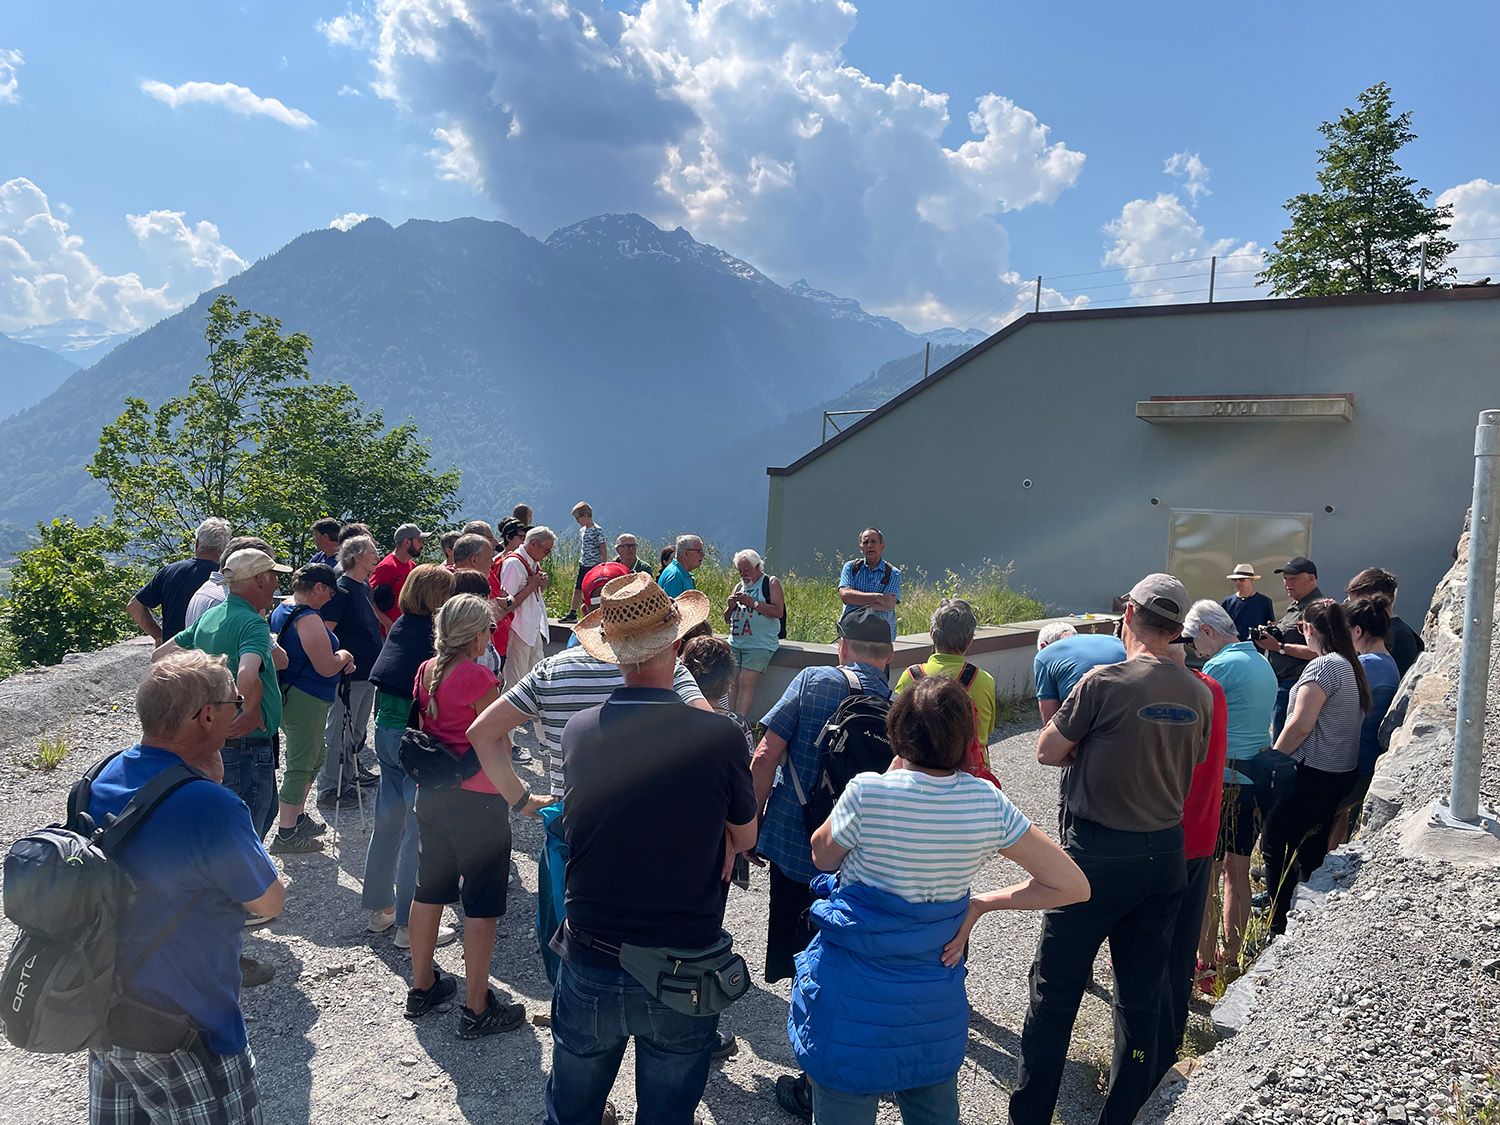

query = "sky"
[3, 0, 1499, 337]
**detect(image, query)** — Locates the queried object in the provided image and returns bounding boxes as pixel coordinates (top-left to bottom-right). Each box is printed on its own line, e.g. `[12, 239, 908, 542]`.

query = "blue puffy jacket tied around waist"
[788, 873, 971, 1096]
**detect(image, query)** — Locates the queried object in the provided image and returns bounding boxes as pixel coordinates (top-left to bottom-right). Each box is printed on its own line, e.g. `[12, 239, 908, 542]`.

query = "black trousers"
[1011, 818, 1187, 1125]
[1156, 855, 1214, 1084]
[1261, 761, 1356, 934]
[765, 862, 816, 984]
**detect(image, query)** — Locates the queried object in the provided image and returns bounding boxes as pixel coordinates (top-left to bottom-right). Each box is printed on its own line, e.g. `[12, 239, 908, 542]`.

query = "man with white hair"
[85, 651, 285, 1125]
[613, 533, 654, 576]
[1183, 598, 1279, 970]
[658, 533, 704, 598]
[318, 534, 384, 808]
[128, 517, 232, 643]
[724, 548, 784, 717]
[500, 525, 555, 694]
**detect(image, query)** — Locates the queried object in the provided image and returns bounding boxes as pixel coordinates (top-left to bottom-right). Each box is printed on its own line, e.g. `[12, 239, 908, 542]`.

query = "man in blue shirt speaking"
[87, 651, 284, 1125]
[838, 528, 901, 642]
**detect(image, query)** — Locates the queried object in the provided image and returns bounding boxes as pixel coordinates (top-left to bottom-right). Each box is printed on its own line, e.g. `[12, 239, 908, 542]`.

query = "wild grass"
[538, 535, 1044, 643]
[33, 737, 68, 771]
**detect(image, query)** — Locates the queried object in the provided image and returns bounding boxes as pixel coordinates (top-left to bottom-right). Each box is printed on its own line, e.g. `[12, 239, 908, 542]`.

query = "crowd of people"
[64, 509, 1419, 1125]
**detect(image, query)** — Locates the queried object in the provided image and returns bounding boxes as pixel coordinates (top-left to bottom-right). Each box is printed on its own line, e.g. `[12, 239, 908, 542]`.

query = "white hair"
[675, 534, 702, 554]
[526, 525, 556, 547]
[195, 517, 232, 556]
[1036, 622, 1077, 651]
[337, 534, 376, 570]
[615, 532, 637, 547]
[138, 651, 234, 736]
[733, 548, 763, 569]
[1184, 599, 1238, 640]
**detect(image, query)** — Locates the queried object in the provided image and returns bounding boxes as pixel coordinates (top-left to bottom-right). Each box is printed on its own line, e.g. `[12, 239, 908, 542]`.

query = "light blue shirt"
[1033, 633, 1126, 702]
[838, 558, 901, 641]
[1203, 640, 1280, 783]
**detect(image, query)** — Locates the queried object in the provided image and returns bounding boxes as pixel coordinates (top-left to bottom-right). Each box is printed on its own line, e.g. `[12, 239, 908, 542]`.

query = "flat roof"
[767, 286, 1500, 477]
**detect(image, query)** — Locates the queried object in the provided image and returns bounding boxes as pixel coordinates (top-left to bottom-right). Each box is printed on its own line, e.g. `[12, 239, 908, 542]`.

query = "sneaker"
[712, 1030, 738, 1060]
[394, 924, 457, 950]
[1251, 891, 1271, 910]
[405, 966, 458, 1019]
[239, 955, 275, 988]
[511, 746, 532, 764]
[774, 1073, 813, 1120]
[355, 765, 380, 788]
[269, 829, 324, 855]
[368, 908, 397, 934]
[244, 911, 278, 929]
[457, 989, 526, 1038]
[316, 788, 361, 810]
[294, 813, 328, 837]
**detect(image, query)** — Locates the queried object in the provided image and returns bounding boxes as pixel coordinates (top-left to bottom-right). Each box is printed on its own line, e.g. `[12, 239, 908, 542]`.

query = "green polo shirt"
[174, 593, 280, 739]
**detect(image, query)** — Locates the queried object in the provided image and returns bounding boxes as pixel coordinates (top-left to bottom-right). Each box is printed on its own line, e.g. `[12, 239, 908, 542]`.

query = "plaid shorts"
[90, 1044, 261, 1125]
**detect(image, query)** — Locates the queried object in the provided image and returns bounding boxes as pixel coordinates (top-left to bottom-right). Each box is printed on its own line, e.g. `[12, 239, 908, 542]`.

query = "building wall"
[766, 292, 1500, 616]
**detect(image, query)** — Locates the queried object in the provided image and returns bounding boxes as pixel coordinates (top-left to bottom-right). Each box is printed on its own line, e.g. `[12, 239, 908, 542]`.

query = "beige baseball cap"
[1120, 573, 1190, 625]
[221, 549, 292, 582]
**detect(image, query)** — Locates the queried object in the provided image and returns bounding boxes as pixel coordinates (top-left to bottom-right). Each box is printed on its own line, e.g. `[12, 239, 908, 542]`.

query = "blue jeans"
[361, 725, 419, 925]
[809, 1077, 959, 1125]
[1271, 678, 1297, 741]
[221, 740, 276, 842]
[545, 959, 718, 1125]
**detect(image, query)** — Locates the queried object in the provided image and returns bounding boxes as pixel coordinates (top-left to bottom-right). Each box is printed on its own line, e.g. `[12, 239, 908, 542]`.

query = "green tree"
[88, 295, 462, 566]
[1259, 82, 1457, 297]
[0, 519, 143, 668]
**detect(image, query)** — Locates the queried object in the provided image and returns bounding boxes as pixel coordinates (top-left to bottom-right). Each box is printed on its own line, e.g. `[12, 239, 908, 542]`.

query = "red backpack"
[908, 663, 1002, 790]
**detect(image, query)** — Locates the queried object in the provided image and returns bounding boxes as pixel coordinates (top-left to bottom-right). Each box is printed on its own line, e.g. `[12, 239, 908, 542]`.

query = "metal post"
[1208, 256, 1217, 303]
[1418, 242, 1428, 290]
[1034, 275, 1042, 314]
[923, 340, 931, 380]
[1450, 409, 1500, 823]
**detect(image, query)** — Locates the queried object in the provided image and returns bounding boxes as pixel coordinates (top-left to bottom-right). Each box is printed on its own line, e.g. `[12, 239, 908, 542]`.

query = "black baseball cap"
[838, 607, 892, 643]
[294, 562, 339, 590]
[1275, 556, 1318, 577]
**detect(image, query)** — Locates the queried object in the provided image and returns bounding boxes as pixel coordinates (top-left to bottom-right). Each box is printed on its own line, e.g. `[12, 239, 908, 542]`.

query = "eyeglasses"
[201, 695, 244, 717]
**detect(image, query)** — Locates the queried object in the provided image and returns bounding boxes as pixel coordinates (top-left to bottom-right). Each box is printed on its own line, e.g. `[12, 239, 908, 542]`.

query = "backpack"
[1, 754, 210, 1054]
[908, 663, 1002, 790]
[274, 604, 318, 705]
[785, 668, 893, 834]
[750, 575, 788, 642]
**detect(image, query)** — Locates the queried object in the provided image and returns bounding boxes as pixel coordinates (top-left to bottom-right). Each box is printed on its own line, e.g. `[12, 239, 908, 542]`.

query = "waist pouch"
[574, 926, 749, 1017]
[107, 993, 205, 1054]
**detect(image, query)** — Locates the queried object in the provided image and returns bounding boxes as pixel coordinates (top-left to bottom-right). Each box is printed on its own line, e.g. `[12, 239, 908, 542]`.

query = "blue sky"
[4, 0, 1498, 336]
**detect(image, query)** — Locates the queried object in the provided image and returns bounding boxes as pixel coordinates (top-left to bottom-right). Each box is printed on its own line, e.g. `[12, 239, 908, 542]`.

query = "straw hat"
[573, 573, 711, 665]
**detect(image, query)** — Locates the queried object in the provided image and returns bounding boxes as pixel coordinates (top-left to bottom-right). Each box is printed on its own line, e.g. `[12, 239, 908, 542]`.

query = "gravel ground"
[0, 686, 1161, 1125]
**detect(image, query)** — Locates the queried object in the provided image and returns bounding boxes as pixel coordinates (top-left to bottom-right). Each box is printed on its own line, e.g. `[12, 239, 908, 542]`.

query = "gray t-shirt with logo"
[1051, 655, 1214, 833]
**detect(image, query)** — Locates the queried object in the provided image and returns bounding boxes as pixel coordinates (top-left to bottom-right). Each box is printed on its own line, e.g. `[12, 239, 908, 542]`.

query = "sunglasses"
[202, 694, 244, 715]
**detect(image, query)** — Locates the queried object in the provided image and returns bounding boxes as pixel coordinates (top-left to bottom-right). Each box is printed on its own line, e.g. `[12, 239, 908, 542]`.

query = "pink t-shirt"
[414, 658, 500, 794]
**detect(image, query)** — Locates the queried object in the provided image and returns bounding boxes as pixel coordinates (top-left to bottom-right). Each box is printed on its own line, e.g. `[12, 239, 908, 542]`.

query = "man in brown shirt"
[1012, 573, 1213, 1125]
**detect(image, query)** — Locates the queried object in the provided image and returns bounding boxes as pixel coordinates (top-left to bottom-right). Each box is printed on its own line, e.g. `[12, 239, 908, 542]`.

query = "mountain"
[10, 319, 139, 369]
[0, 333, 79, 420]
[0, 213, 941, 543]
[921, 327, 988, 349]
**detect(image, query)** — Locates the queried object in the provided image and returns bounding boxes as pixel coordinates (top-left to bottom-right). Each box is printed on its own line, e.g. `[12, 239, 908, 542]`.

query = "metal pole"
[1418, 242, 1428, 290]
[1450, 409, 1500, 822]
[1208, 256, 1217, 303]
[923, 340, 931, 379]
[1034, 275, 1042, 314]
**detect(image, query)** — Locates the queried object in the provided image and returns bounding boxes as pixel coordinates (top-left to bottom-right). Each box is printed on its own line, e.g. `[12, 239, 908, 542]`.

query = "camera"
[1250, 623, 1287, 644]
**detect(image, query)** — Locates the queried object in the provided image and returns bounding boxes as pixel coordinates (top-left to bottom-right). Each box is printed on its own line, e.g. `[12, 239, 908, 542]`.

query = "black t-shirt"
[320, 576, 382, 679]
[1387, 616, 1425, 679]
[557, 687, 756, 968]
[136, 558, 218, 639]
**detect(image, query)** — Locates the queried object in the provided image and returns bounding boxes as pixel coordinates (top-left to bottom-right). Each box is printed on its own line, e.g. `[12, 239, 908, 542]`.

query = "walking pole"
[332, 675, 351, 861]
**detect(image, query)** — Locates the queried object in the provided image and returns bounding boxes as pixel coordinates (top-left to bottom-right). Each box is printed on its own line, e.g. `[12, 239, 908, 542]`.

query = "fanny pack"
[567, 924, 749, 1017]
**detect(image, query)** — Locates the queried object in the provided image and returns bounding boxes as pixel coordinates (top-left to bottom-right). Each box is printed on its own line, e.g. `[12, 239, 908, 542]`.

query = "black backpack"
[753, 575, 788, 641]
[1, 754, 210, 1054]
[275, 604, 318, 704]
[785, 668, 893, 834]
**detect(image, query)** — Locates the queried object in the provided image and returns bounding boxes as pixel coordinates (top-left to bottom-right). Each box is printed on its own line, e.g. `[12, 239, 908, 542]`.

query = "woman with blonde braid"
[404, 594, 554, 1038]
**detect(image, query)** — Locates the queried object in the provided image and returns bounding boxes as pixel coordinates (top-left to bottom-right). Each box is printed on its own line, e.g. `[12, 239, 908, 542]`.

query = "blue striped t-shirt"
[828, 769, 1030, 903]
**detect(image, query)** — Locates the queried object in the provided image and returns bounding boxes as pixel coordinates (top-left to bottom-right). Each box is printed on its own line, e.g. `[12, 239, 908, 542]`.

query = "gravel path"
[0, 689, 1158, 1125]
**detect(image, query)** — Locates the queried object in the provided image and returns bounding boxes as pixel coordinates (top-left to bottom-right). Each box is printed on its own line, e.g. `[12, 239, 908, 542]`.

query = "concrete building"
[764, 288, 1500, 615]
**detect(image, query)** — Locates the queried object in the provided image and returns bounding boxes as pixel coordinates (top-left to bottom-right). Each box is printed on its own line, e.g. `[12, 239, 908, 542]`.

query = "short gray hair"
[194, 517, 232, 557]
[930, 598, 977, 654]
[615, 533, 638, 548]
[732, 548, 763, 570]
[526, 525, 556, 548]
[1036, 622, 1077, 651]
[338, 534, 376, 570]
[675, 534, 702, 554]
[452, 533, 492, 567]
[138, 651, 233, 736]
[1184, 599, 1238, 640]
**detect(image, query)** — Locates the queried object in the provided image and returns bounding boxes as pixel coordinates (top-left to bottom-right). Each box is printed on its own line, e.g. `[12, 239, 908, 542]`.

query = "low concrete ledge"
[0, 637, 155, 753]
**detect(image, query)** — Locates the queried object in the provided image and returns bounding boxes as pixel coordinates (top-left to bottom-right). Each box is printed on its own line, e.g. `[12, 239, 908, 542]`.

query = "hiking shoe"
[239, 956, 275, 988]
[712, 1030, 738, 1060]
[394, 924, 457, 950]
[405, 966, 458, 1019]
[355, 765, 380, 787]
[316, 788, 361, 810]
[243, 911, 278, 929]
[511, 746, 532, 764]
[269, 829, 324, 855]
[558, 612, 579, 624]
[457, 989, 526, 1038]
[368, 908, 397, 934]
[294, 813, 328, 837]
[774, 1073, 813, 1120]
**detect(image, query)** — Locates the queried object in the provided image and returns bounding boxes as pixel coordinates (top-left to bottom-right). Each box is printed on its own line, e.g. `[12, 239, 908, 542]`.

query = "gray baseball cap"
[394, 523, 431, 544]
[1120, 573, 1190, 625]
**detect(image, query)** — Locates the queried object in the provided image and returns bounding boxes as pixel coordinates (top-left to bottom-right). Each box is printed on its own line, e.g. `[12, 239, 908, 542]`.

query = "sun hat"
[394, 523, 431, 544]
[1119, 573, 1190, 625]
[573, 573, 711, 664]
[221, 549, 292, 583]
[1275, 556, 1318, 577]
[1226, 563, 1261, 581]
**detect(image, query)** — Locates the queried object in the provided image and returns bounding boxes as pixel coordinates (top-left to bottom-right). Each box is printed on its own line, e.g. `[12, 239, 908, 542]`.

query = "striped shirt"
[499, 647, 705, 795]
[1287, 653, 1364, 773]
[829, 769, 1030, 903]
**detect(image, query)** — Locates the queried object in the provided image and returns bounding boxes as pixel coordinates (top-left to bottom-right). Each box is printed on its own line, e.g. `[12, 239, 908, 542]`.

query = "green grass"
[538, 536, 1044, 643]
[33, 737, 68, 771]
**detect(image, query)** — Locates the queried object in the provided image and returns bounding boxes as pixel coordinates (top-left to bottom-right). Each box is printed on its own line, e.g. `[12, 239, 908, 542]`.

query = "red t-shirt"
[370, 553, 416, 633]
[414, 658, 500, 794]
[1183, 670, 1229, 859]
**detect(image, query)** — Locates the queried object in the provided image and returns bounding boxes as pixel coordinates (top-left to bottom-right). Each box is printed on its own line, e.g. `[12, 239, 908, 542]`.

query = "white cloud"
[338, 84, 363, 97]
[141, 79, 316, 128]
[0, 48, 22, 105]
[1437, 178, 1500, 281]
[330, 211, 371, 231]
[330, 0, 1085, 331]
[0, 177, 245, 333]
[1164, 151, 1210, 205]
